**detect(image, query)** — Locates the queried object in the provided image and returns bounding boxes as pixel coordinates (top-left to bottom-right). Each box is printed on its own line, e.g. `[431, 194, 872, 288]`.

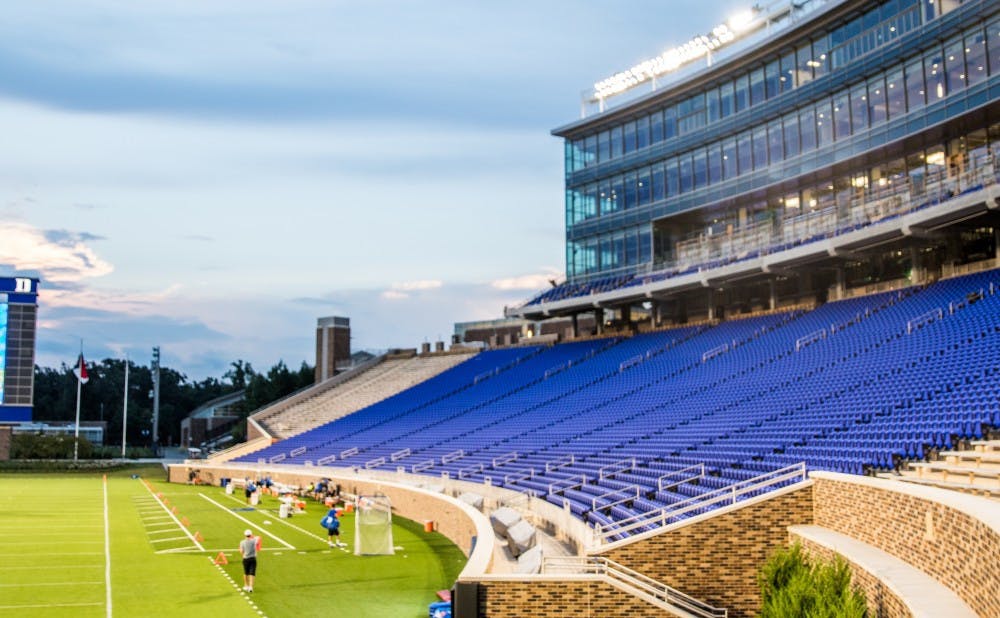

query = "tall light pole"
[121, 355, 129, 458]
[151, 346, 161, 453]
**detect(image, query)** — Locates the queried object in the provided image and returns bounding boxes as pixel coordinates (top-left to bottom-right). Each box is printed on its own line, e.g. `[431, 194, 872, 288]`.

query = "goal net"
[354, 495, 394, 555]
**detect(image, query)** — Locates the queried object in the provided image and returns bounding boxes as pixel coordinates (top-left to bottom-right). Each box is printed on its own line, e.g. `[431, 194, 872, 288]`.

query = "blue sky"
[1, 0, 742, 379]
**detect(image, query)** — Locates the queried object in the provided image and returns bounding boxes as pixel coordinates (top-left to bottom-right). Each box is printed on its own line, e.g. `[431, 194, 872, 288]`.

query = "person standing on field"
[239, 529, 257, 592]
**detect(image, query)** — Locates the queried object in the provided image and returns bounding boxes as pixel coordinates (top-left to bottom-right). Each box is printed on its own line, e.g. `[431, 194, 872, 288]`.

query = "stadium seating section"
[237, 269, 1000, 535]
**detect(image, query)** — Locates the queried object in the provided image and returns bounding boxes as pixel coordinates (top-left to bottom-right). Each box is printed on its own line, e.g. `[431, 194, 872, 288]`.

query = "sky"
[0, 0, 745, 380]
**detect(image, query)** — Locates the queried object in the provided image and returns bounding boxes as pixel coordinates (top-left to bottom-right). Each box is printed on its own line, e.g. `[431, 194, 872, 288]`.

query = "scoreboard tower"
[0, 277, 38, 422]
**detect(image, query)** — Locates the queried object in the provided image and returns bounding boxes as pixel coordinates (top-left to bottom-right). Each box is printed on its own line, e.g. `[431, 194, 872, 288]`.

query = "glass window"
[783, 112, 800, 157]
[719, 82, 734, 118]
[637, 168, 651, 205]
[944, 36, 966, 94]
[768, 119, 783, 164]
[964, 25, 987, 87]
[707, 87, 721, 123]
[815, 100, 833, 147]
[625, 231, 638, 266]
[850, 83, 868, 134]
[734, 74, 749, 112]
[583, 184, 598, 220]
[796, 41, 815, 86]
[623, 121, 637, 155]
[749, 68, 766, 105]
[664, 106, 677, 140]
[610, 176, 624, 212]
[693, 148, 707, 189]
[708, 142, 723, 184]
[639, 228, 651, 265]
[924, 46, 946, 103]
[812, 37, 830, 79]
[636, 116, 650, 150]
[665, 157, 679, 196]
[611, 125, 624, 159]
[679, 154, 693, 193]
[800, 107, 817, 152]
[599, 130, 611, 162]
[652, 163, 665, 202]
[722, 137, 738, 179]
[623, 172, 637, 209]
[752, 126, 768, 169]
[886, 66, 905, 118]
[867, 75, 887, 126]
[780, 51, 796, 92]
[599, 180, 612, 214]
[990, 19, 1000, 76]
[832, 91, 851, 140]
[905, 58, 925, 111]
[737, 131, 753, 173]
[650, 111, 664, 144]
[765, 60, 781, 99]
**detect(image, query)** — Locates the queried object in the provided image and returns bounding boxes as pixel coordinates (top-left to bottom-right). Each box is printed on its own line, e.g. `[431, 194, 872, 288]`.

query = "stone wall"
[812, 472, 1000, 618]
[476, 578, 673, 618]
[600, 485, 814, 618]
[792, 535, 911, 618]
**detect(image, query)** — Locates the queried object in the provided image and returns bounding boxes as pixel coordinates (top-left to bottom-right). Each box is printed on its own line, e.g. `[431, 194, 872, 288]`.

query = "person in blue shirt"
[321, 506, 346, 548]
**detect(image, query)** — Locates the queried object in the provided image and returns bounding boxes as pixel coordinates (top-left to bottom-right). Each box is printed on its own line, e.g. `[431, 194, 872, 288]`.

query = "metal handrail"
[542, 555, 727, 618]
[657, 463, 705, 491]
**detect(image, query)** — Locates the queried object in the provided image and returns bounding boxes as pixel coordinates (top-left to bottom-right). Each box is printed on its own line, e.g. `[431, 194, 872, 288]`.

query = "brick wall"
[477, 578, 674, 618]
[812, 474, 1000, 618]
[600, 486, 814, 618]
[793, 535, 911, 618]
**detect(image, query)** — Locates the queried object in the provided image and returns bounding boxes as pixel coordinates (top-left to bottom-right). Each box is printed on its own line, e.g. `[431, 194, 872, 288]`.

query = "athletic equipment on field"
[354, 495, 394, 555]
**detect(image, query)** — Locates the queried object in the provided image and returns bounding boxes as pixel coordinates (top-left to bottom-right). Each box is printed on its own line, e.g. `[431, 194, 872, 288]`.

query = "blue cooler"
[428, 601, 452, 618]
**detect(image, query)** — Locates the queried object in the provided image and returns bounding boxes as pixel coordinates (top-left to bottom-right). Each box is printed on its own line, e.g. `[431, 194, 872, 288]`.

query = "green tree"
[758, 543, 867, 618]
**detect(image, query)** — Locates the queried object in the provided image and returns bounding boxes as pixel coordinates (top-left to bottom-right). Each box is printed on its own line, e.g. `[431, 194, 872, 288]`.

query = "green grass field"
[0, 466, 466, 617]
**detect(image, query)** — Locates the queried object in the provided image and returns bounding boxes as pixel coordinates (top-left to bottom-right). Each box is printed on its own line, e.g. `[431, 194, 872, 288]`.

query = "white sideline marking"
[217, 488, 342, 550]
[0, 602, 104, 610]
[140, 483, 204, 552]
[1, 564, 101, 570]
[103, 475, 112, 618]
[197, 493, 295, 549]
[0, 581, 103, 587]
[0, 552, 102, 557]
[0, 540, 101, 546]
[150, 536, 192, 544]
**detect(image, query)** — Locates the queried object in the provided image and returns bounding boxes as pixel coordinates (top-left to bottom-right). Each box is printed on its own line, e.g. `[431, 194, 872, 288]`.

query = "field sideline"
[0, 466, 466, 617]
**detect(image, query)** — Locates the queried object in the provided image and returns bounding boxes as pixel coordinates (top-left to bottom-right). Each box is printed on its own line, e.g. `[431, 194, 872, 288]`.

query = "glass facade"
[560, 0, 999, 281]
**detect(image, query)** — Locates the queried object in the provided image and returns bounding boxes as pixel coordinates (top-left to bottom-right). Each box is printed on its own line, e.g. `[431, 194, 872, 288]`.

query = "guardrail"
[290, 446, 307, 458]
[907, 308, 943, 334]
[442, 449, 465, 464]
[594, 463, 807, 544]
[545, 454, 575, 473]
[268, 453, 286, 464]
[505, 469, 535, 486]
[493, 452, 518, 467]
[547, 474, 588, 495]
[317, 454, 336, 466]
[411, 459, 435, 473]
[598, 457, 636, 480]
[390, 448, 411, 462]
[542, 555, 727, 618]
[795, 329, 827, 351]
[458, 463, 484, 479]
[365, 457, 386, 469]
[702, 343, 729, 362]
[619, 354, 643, 372]
[591, 485, 640, 512]
[657, 463, 705, 491]
[340, 447, 359, 459]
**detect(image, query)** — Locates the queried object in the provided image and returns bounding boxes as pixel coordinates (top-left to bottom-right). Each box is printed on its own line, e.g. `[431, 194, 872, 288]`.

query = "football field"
[0, 466, 466, 617]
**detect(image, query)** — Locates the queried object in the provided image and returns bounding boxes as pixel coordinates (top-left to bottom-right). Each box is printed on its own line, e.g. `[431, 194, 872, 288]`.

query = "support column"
[707, 289, 715, 321]
[595, 309, 604, 335]
[571, 314, 579, 339]
[769, 280, 777, 310]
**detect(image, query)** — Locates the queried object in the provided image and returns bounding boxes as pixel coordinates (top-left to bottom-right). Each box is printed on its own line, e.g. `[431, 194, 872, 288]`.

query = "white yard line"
[0, 581, 103, 587]
[197, 493, 296, 549]
[0, 564, 102, 570]
[103, 475, 112, 618]
[0, 602, 104, 610]
[140, 483, 204, 552]
[150, 536, 193, 544]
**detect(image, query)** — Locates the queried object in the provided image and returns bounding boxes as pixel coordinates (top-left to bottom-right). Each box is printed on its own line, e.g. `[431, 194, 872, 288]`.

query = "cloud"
[0, 220, 113, 282]
[391, 280, 443, 292]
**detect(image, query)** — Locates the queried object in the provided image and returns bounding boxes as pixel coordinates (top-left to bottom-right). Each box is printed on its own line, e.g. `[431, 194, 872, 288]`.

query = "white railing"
[505, 469, 535, 486]
[702, 344, 729, 362]
[390, 448, 411, 462]
[906, 308, 943, 334]
[442, 449, 465, 464]
[599, 457, 636, 480]
[317, 454, 336, 466]
[594, 463, 807, 544]
[289, 446, 307, 458]
[544, 362, 572, 379]
[548, 474, 588, 495]
[268, 453, 286, 464]
[545, 454, 575, 473]
[542, 556, 727, 618]
[365, 457, 386, 469]
[619, 354, 643, 372]
[340, 447, 359, 459]
[657, 463, 705, 491]
[795, 329, 827, 351]
[591, 485, 640, 512]
[493, 452, 518, 467]
[458, 463, 484, 479]
[411, 459, 435, 473]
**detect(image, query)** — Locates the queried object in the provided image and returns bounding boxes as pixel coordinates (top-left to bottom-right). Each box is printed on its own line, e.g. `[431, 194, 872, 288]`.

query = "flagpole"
[121, 355, 129, 458]
[73, 341, 83, 461]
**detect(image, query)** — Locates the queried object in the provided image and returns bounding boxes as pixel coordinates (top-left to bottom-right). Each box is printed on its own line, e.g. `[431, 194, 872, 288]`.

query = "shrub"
[758, 543, 867, 618]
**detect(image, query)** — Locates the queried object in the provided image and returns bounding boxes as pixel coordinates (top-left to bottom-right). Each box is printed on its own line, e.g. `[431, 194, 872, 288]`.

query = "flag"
[73, 353, 89, 384]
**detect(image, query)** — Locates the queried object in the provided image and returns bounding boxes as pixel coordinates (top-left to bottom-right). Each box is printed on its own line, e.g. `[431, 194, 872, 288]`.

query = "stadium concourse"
[172, 266, 1000, 617]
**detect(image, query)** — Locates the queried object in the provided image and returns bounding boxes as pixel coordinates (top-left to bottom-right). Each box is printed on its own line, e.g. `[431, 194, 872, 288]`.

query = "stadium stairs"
[888, 439, 1000, 497]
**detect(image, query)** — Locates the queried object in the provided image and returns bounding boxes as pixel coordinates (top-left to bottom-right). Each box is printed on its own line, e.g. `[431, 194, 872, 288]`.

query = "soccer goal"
[354, 494, 395, 555]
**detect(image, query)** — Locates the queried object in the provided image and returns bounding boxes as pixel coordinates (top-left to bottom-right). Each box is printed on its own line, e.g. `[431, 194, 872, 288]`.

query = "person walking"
[322, 506, 346, 548]
[239, 529, 258, 592]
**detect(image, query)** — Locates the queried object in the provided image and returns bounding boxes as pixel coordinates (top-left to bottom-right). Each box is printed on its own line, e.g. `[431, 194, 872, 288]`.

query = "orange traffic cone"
[214, 552, 228, 565]
[194, 531, 204, 542]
